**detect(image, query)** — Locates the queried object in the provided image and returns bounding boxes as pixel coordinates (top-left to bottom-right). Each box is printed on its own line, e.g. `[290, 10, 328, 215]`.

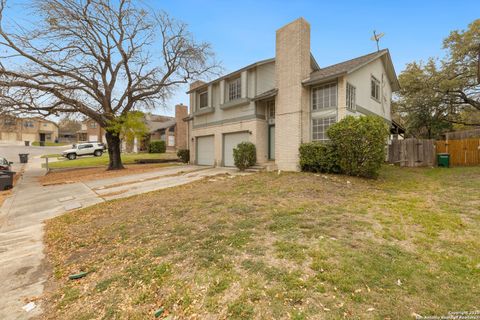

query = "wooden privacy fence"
[436, 139, 480, 166]
[388, 138, 436, 167]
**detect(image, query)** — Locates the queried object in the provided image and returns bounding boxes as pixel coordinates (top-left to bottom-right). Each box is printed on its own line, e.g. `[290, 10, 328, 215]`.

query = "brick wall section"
[275, 18, 311, 171]
[175, 104, 188, 150]
[337, 76, 347, 120]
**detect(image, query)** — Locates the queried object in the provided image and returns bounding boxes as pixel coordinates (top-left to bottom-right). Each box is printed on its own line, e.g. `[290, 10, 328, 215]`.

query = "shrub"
[233, 142, 256, 171]
[299, 142, 341, 173]
[327, 115, 389, 178]
[177, 149, 190, 163]
[148, 140, 166, 153]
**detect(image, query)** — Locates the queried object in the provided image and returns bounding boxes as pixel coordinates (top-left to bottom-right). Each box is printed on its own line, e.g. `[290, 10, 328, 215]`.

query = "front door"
[269, 125, 275, 160]
[39, 133, 46, 142]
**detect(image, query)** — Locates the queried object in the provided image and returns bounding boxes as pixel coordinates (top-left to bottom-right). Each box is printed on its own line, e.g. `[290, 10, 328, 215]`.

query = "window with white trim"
[312, 117, 336, 141]
[346, 82, 356, 111]
[312, 83, 337, 111]
[228, 77, 241, 101]
[199, 91, 208, 109]
[371, 76, 380, 101]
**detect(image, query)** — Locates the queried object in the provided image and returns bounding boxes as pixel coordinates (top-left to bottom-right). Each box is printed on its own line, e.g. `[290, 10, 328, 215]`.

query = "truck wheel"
[94, 150, 103, 157]
[68, 153, 77, 160]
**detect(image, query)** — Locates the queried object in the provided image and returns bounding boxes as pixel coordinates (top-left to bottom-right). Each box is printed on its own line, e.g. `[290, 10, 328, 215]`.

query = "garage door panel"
[2, 132, 18, 141]
[197, 136, 214, 166]
[21, 133, 36, 142]
[224, 132, 250, 167]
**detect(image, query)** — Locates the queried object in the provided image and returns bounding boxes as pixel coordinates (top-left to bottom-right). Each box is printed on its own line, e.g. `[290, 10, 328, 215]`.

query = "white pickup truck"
[62, 142, 106, 160]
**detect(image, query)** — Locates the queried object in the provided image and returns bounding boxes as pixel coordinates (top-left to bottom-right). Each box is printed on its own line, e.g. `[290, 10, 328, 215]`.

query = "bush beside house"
[299, 142, 341, 173]
[148, 140, 166, 153]
[177, 149, 189, 163]
[300, 115, 389, 178]
[233, 142, 256, 171]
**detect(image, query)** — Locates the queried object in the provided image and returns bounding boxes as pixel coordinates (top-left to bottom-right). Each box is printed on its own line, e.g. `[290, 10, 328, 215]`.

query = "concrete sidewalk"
[0, 160, 243, 319]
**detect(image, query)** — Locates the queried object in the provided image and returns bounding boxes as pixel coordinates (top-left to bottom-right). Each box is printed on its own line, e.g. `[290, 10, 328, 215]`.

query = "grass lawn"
[32, 141, 69, 146]
[47, 152, 178, 169]
[43, 166, 480, 319]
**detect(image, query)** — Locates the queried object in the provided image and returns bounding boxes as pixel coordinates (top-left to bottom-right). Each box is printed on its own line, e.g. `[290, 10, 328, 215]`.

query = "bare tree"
[0, 0, 218, 169]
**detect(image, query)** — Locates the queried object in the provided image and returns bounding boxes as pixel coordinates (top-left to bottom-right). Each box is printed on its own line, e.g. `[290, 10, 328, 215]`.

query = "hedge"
[327, 115, 389, 178]
[148, 140, 166, 153]
[299, 142, 341, 173]
[177, 149, 190, 163]
[299, 115, 389, 178]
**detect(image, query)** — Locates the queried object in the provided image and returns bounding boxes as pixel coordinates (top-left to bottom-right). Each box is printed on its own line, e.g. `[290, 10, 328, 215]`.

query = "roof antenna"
[371, 30, 384, 52]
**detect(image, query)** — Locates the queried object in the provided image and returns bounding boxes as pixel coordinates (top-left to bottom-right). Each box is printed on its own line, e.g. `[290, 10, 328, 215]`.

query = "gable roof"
[303, 49, 400, 91]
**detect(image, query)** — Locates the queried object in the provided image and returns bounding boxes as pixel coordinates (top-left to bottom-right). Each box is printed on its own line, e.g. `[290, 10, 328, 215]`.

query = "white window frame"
[228, 77, 241, 101]
[312, 83, 337, 111]
[371, 76, 380, 101]
[346, 82, 356, 111]
[312, 116, 336, 141]
[198, 90, 208, 109]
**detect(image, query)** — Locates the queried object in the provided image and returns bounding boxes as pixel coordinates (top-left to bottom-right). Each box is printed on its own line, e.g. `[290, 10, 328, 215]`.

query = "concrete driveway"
[0, 156, 244, 319]
[0, 144, 70, 172]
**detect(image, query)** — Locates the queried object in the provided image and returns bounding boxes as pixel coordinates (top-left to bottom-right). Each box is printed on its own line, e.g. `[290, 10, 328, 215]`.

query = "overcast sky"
[5, 0, 480, 118]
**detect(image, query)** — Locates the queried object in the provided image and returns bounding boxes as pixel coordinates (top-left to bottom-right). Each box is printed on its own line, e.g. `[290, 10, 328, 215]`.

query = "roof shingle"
[304, 49, 389, 85]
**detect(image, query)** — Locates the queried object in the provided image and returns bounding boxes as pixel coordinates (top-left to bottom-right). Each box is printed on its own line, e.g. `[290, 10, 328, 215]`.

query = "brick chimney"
[175, 103, 188, 150]
[275, 18, 311, 171]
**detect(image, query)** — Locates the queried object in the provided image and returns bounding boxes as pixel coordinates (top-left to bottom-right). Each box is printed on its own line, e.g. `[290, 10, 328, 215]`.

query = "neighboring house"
[186, 18, 400, 170]
[145, 104, 188, 151]
[0, 115, 59, 144]
[77, 119, 106, 143]
[76, 104, 189, 152]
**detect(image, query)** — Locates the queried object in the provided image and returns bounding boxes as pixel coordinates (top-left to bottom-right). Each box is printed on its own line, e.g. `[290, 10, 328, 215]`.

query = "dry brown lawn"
[41, 166, 480, 319]
[39, 163, 183, 186]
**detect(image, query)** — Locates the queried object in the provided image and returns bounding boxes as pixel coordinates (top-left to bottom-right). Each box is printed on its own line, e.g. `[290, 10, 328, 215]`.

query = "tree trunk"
[105, 130, 124, 170]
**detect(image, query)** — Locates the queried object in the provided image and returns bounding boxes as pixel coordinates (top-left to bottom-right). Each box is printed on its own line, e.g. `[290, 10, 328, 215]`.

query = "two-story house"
[0, 115, 58, 144]
[186, 18, 399, 171]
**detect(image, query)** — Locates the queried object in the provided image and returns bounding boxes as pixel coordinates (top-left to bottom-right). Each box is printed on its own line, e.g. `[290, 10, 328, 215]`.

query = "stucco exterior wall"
[345, 58, 393, 121]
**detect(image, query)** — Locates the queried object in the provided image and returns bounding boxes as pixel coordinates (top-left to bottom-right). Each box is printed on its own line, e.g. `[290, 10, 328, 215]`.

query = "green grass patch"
[47, 152, 178, 169]
[32, 141, 69, 146]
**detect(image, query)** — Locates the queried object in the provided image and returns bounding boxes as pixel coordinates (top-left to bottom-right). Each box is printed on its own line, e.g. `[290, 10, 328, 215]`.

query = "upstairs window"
[23, 120, 34, 128]
[312, 83, 337, 111]
[267, 100, 275, 119]
[199, 91, 208, 109]
[4, 118, 15, 126]
[371, 76, 380, 101]
[228, 77, 241, 101]
[90, 122, 97, 129]
[346, 82, 356, 111]
[312, 117, 336, 141]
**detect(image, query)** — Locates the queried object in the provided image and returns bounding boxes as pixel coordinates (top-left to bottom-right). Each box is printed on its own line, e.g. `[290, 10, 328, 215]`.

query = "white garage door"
[224, 132, 250, 167]
[2, 132, 18, 142]
[89, 135, 98, 142]
[21, 133, 37, 142]
[197, 136, 215, 166]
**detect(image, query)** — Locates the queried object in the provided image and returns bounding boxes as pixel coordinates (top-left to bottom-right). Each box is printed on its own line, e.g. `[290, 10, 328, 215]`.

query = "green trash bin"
[437, 153, 450, 168]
